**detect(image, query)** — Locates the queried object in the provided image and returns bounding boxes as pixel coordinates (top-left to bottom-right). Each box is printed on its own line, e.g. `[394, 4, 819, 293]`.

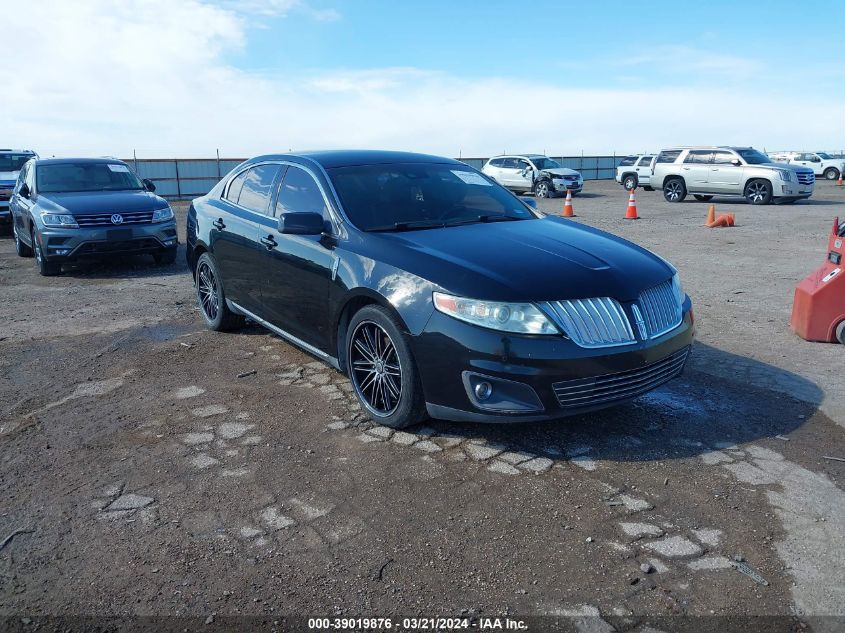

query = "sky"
[3, 0, 844, 159]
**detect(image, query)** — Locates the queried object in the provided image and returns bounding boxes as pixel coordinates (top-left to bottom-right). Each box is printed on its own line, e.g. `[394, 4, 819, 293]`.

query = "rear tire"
[744, 179, 773, 205]
[824, 167, 840, 181]
[693, 195, 713, 202]
[623, 174, 638, 191]
[14, 223, 33, 257]
[663, 178, 686, 203]
[836, 320, 845, 345]
[195, 252, 245, 332]
[32, 228, 61, 276]
[346, 305, 426, 429]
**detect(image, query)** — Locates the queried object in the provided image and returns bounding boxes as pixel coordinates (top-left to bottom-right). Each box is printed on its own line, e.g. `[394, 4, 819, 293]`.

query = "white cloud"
[2, 0, 843, 160]
[222, 0, 340, 20]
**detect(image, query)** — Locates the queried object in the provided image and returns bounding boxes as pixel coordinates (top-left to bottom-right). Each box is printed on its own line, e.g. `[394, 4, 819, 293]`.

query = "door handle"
[212, 218, 226, 230]
[682, 167, 690, 171]
[260, 235, 277, 250]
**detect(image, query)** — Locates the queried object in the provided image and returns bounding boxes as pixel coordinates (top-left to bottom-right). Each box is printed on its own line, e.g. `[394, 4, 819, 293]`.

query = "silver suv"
[651, 146, 815, 205]
[481, 154, 583, 198]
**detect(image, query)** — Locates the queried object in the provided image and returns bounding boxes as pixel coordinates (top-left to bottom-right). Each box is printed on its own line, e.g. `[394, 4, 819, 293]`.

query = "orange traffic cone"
[837, 171, 844, 186]
[704, 204, 716, 226]
[706, 213, 735, 228]
[562, 189, 575, 217]
[624, 189, 639, 220]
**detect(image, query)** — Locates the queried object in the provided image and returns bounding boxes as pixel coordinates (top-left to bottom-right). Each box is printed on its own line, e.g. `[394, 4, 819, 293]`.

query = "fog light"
[163, 239, 176, 246]
[474, 381, 492, 401]
[54, 249, 70, 255]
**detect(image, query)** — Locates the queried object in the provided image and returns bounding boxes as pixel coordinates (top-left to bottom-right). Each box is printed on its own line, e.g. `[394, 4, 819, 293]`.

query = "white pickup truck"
[767, 152, 844, 181]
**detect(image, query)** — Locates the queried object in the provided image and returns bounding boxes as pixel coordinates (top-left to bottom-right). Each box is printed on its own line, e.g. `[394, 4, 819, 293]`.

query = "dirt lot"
[1, 180, 844, 632]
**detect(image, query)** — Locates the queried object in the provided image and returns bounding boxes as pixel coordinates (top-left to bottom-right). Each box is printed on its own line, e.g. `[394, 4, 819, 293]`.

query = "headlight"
[775, 169, 792, 182]
[433, 292, 559, 335]
[40, 212, 78, 228]
[152, 206, 174, 223]
[671, 272, 684, 305]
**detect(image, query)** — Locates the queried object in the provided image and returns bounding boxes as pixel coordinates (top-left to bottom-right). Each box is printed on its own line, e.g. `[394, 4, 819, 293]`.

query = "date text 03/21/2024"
[307, 617, 528, 630]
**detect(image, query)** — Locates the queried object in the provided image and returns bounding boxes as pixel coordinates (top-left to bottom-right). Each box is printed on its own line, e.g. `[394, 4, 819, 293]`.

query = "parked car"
[650, 146, 815, 205]
[615, 154, 654, 191]
[0, 149, 38, 229]
[187, 150, 693, 428]
[767, 151, 844, 181]
[10, 158, 177, 276]
[481, 154, 583, 198]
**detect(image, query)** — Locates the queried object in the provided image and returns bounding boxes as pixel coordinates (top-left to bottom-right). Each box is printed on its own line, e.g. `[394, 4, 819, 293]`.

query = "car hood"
[540, 167, 581, 178]
[369, 217, 672, 303]
[757, 162, 814, 174]
[36, 190, 169, 214]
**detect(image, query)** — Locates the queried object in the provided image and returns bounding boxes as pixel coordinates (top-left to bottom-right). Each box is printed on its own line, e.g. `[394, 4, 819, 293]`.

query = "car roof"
[0, 149, 36, 154]
[660, 146, 753, 151]
[33, 157, 128, 166]
[489, 154, 548, 159]
[250, 150, 463, 169]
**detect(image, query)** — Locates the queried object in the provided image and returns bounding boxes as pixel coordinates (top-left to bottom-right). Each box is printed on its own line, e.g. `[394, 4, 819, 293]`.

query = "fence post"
[174, 159, 181, 200]
[216, 148, 221, 179]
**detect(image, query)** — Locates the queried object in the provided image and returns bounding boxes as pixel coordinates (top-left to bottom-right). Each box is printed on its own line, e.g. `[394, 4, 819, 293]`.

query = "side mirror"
[278, 212, 325, 235]
[142, 178, 156, 192]
[520, 196, 537, 209]
[19, 183, 30, 198]
[730, 159, 742, 166]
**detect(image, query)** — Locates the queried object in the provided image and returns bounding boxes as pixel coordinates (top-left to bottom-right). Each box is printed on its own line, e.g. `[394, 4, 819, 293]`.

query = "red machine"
[790, 217, 845, 344]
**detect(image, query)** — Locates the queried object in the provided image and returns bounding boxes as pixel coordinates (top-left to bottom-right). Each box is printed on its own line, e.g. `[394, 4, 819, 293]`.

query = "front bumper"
[553, 179, 583, 193]
[37, 220, 178, 261]
[413, 304, 694, 423]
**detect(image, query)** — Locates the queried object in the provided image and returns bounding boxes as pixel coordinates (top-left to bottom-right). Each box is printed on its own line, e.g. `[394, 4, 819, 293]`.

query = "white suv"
[481, 154, 583, 198]
[767, 152, 844, 181]
[615, 154, 654, 191]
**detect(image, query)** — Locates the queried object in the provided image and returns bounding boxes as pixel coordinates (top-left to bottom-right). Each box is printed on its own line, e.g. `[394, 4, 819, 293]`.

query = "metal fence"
[125, 154, 634, 200]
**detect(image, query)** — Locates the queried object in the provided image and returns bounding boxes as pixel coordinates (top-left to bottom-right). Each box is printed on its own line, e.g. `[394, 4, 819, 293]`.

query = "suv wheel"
[346, 305, 426, 429]
[663, 178, 686, 203]
[836, 320, 845, 345]
[744, 179, 773, 205]
[14, 223, 33, 257]
[195, 252, 245, 331]
[623, 174, 638, 191]
[693, 195, 713, 202]
[824, 167, 840, 181]
[534, 180, 552, 198]
[32, 228, 61, 276]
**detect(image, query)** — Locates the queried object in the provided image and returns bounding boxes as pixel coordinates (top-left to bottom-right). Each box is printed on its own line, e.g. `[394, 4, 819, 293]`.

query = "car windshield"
[36, 162, 144, 193]
[328, 163, 537, 232]
[530, 157, 561, 170]
[0, 153, 34, 172]
[817, 152, 832, 159]
[736, 149, 771, 165]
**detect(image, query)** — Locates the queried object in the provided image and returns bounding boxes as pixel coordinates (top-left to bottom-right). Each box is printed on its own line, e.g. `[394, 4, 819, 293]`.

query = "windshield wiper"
[445, 215, 523, 227]
[367, 220, 446, 232]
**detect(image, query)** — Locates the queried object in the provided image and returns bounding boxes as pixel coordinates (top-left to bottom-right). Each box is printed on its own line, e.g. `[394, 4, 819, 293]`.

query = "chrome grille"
[74, 211, 154, 227]
[796, 171, 815, 185]
[637, 279, 683, 339]
[541, 297, 635, 348]
[553, 346, 690, 409]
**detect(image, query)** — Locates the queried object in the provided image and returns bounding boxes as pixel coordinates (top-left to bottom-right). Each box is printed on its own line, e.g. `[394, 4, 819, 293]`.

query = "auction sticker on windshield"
[451, 170, 492, 186]
[107, 164, 130, 172]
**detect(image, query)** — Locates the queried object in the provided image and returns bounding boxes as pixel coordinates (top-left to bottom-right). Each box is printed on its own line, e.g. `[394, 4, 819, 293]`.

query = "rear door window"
[656, 150, 682, 164]
[488, 158, 505, 167]
[637, 156, 653, 166]
[684, 150, 713, 164]
[237, 164, 282, 214]
[619, 156, 637, 167]
[712, 151, 736, 165]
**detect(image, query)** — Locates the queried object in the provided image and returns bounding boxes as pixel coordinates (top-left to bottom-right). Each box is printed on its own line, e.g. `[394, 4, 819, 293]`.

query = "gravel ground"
[1, 180, 843, 632]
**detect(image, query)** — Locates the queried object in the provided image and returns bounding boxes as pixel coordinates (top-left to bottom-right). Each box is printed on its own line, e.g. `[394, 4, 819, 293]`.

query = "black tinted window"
[489, 158, 505, 167]
[638, 156, 653, 165]
[237, 164, 281, 214]
[501, 158, 519, 169]
[225, 170, 248, 203]
[329, 163, 534, 231]
[35, 162, 143, 193]
[275, 166, 329, 218]
[684, 151, 712, 164]
[656, 150, 682, 163]
[619, 156, 637, 166]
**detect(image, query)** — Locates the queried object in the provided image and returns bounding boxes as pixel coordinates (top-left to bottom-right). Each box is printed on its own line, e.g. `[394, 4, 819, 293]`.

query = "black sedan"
[187, 151, 694, 428]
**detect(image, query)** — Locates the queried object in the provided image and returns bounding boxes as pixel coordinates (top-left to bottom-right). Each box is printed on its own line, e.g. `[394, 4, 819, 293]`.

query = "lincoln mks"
[187, 151, 694, 428]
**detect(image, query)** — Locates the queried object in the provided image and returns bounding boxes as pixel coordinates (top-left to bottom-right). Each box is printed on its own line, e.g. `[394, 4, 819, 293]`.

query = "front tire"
[534, 180, 553, 198]
[623, 174, 638, 191]
[663, 178, 687, 203]
[346, 305, 426, 429]
[195, 252, 245, 331]
[693, 195, 713, 202]
[32, 228, 61, 276]
[744, 179, 773, 205]
[824, 167, 840, 181]
[836, 320, 845, 345]
[14, 223, 33, 257]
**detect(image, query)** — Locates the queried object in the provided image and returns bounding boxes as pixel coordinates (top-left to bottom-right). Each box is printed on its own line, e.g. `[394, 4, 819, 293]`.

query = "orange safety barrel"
[790, 217, 845, 343]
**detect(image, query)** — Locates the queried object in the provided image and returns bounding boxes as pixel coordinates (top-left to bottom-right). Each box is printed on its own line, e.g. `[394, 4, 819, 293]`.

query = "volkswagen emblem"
[631, 304, 648, 340]
[110, 214, 124, 225]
